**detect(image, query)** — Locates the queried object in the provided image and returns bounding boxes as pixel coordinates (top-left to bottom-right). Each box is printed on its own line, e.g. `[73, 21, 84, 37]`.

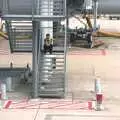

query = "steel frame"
[1, 0, 67, 98]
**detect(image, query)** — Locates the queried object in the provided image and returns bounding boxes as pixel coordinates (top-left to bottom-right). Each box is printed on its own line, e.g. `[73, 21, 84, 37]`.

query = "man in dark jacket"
[44, 33, 53, 54]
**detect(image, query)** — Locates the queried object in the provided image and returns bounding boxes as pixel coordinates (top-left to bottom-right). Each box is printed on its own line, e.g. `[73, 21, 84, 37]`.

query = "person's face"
[46, 35, 50, 39]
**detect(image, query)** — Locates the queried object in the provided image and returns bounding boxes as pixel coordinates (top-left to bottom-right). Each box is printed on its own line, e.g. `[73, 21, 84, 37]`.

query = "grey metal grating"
[38, 53, 65, 98]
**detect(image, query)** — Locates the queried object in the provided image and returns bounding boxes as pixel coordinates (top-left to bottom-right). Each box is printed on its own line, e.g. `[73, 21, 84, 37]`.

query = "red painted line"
[8, 101, 86, 109]
[7, 107, 89, 111]
[52, 102, 83, 108]
[4, 100, 12, 109]
[54, 102, 88, 109]
[11, 101, 61, 109]
[0, 54, 9, 55]
[7, 105, 88, 110]
[11, 100, 29, 108]
[5, 99, 92, 111]
[40, 102, 75, 109]
[68, 50, 107, 56]
[0, 52, 9, 54]
[101, 49, 106, 56]
[12, 98, 29, 105]
[88, 101, 92, 110]
[11, 99, 75, 107]
[40, 107, 88, 110]
[68, 53, 101, 56]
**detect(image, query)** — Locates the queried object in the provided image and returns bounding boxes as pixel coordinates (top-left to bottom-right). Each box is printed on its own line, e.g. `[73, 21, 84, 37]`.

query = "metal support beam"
[64, 0, 67, 98]
[32, 21, 39, 98]
[2, 15, 65, 21]
[93, 0, 98, 31]
[2, 0, 9, 14]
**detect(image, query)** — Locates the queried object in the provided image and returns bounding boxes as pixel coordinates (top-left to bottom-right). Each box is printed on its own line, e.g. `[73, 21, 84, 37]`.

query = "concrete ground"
[1, 37, 120, 119]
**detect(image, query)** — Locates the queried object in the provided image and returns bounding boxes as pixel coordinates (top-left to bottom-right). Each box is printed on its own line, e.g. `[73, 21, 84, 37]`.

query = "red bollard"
[0, 92, 1, 100]
[96, 93, 103, 111]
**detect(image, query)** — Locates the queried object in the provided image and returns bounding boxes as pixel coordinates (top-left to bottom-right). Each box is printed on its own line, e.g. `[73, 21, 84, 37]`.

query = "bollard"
[0, 83, 2, 110]
[94, 77, 104, 111]
[0, 99, 2, 110]
[96, 93, 103, 111]
[0, 83, 1, 100]
[0, 92, 1, 100]
[6, 77, 12, 92]
[10, 62, 13, 68]
[0, 89, 2, 110]
[95, 76, 102, 94]
[1, 83, 7, 100]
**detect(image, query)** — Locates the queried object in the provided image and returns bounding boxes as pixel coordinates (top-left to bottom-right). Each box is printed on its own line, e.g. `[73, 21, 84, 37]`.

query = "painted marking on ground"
[0, 49, 9, 55]
[3, 99, 93, 110]
[68, 49, 107, 56]
[3, 100, 12, 109]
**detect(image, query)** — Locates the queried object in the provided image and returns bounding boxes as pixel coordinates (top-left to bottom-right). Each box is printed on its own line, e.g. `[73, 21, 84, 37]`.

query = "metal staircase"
[38, 52, 65, 97]
[2, 0, 67, 98]
[31, 0, 67, 98]
[35, 22, 66, 97]
[5, 21, 32, 53]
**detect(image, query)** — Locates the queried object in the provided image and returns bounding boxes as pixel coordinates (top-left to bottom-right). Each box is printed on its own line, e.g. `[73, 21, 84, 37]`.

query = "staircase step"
[39, 76, 64, 79]
[39, 76, 64, 80]
[39, 61, 64, 64]
[39, 84, 64, 89]
[39, 68, 64, 70]
[38, 92, 64, 98]
[39, 68, 64, 71]
[15, 41, 32, 43]
[40, 57, 64, 59]
[39, 64, 64, 67]
[39, 80, 64, 84]
[39, 78, 64, 82]
[39, 87, 64, 92]
[40, 69, 64, 73]
[39, 72, 64, 75]
[13, 47, 32, 50]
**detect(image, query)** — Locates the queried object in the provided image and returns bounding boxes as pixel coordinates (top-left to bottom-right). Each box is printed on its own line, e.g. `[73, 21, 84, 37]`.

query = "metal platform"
[2, 15, 66, 20]
[1, 0, 66, 20]
[0, 67, 30, 77]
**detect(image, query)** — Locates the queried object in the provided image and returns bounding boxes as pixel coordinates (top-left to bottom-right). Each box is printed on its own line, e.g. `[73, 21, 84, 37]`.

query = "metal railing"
[5, 21, 33, 52]
[33, 0, 65, 16]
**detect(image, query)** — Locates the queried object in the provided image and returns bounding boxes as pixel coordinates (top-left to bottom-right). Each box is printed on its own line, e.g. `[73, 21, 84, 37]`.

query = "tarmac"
[0, 38, 120, 119]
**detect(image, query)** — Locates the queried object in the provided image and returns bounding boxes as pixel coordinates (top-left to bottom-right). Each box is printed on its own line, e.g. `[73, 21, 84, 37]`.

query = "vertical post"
[13, 27, 16, 50]
[64, 0, 67, 97]
[5, 21, 13, 53]
[2, 0, 9, 14]
[95, 76, 103, 111]
[66, 3, 69, 46]
[93, 0, 98, 31]
[32, 21, 39, 98]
